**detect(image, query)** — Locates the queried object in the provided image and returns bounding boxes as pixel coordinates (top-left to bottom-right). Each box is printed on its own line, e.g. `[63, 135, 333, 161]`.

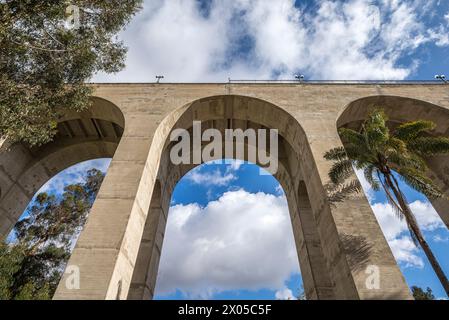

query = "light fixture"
[435, 74, 447, 83]
[156, 75, 164, 83]
[295, 74, 305, 82]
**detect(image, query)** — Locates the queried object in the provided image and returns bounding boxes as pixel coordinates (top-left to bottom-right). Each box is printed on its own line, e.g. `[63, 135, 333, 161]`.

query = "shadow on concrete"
[341, 233, 373, 273]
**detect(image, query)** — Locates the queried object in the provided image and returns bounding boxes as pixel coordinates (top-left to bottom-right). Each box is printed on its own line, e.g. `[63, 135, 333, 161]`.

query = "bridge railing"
[227, 79, 446, 84]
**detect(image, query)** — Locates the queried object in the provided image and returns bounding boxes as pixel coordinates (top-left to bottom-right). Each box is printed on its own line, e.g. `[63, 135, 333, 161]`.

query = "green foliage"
[409, 137, 449, 156]
[0, 239, 50, 300]
[0, 240, 25, 299]
[0, 0, 142, 146]
[394, 121, 435, 142]
[411, 286, 435, 300]
[324, 108, 449, 297]
[13, 282, 50, 300]
[0, 168, 104, 300]
[325, 108, 449, 201]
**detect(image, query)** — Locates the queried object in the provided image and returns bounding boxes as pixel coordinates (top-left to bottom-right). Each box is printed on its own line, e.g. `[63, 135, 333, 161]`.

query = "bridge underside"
[0, 115, 122, 236]
[2, 83, 449, 300]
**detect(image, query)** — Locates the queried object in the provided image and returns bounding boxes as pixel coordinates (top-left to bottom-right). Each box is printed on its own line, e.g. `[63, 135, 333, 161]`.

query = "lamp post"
[435, 75, 448, 83]
[295, 74, 305, 83]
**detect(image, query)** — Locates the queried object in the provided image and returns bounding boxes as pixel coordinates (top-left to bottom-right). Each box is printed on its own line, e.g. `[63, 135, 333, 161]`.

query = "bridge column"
[294, 181, 337, 299]
[427, 155, 449, 229]
[278, 148, 337, 299]
[298, 122, 412, 299]
[54, 118, 158, 300]
[127, 150, 187, 300]
[127, 180, 168, 300]
[0, 141, 36, 237]
[431, 199, 449, 229]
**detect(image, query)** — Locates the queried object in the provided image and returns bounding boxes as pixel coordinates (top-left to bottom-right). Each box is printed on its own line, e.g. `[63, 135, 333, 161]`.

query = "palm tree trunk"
[385, 173, 449, 297]
[417, 234, 449, 296]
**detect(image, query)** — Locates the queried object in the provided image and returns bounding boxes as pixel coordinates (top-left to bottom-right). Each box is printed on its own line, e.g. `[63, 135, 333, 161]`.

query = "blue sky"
[15, 158, 449, 300]
[10, 0, 449, 300]
[94, 0, 449, 82]
[154, 161, 300, 300]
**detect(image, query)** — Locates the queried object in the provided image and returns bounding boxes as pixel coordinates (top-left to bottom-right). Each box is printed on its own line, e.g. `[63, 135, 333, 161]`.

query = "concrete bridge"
[1, 83, 448, 300]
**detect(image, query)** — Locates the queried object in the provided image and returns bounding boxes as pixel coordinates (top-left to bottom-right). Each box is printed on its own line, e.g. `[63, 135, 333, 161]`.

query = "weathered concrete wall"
[2, 83, 448, 300]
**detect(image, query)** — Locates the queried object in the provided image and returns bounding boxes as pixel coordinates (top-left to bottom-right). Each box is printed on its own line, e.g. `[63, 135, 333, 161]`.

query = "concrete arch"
[338, 95, 449, 228]
[59, 96, 126, 127]
[55, 88, 411, 300]
[58, 94, 405, 300]
[0, 97, 124, 237]
[125, 95, 338, 300]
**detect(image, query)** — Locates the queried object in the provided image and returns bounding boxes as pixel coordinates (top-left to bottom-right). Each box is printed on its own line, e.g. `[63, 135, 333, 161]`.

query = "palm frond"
[365, 109, 389, 149]
[324, 146, 347, 161]
[364, 165, 381, 191]
[386, 137, 407, 155]
[394, 120, 435, 142]
[387, 150, 427, 172]
[378, 171, 404, 220]
[367, 108, 389, 127]
[345, 145, 373, 161]
[328, 158, 354, 184]
[326, 179, 362, 203]
[397, 167, 445, 199]
[327, 109, 448, 220]
[408, 136, 449, 156]
[338, 127, 366, 148]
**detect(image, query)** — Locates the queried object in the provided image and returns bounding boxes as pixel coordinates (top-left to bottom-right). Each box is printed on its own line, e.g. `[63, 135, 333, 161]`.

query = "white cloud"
[428, 26, 449, 47]
[371, 200, 445, 241]
[388, 236, 424, 268]
[433, 234, 449, 243]
[370, 202, 424, 268]
[94, 0, 449, 82]
[186, 168, 236, 187]
[409, 200, 445, 231]
[39, 158, 111, 195]
[227, 159, 244, 171]
[444, 12, 449, 24]
[371, 200, 445, 268]
[185, 160, 244, 187]
[275, 287, 296, 300]
[354, 167, 447, 268]
[155, 190, 300, 299]
[371, 202, 408, 240]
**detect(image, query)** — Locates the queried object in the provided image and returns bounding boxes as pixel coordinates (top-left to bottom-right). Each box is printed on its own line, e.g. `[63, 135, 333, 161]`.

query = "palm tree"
[324, 108, 449, 297]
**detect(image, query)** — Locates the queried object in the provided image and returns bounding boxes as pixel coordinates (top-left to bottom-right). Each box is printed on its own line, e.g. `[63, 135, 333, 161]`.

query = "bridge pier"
[3, 84, 443, 300]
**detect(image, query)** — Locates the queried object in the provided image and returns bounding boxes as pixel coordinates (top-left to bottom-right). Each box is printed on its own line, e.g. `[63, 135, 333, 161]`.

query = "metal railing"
[91, 79, 448, 85]
[227, 79, 446, 84]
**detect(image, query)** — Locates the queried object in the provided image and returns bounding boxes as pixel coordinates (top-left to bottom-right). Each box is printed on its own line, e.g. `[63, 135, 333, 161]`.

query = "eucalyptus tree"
[0, 169, 104, 299]
[0, 0, 142, 146]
